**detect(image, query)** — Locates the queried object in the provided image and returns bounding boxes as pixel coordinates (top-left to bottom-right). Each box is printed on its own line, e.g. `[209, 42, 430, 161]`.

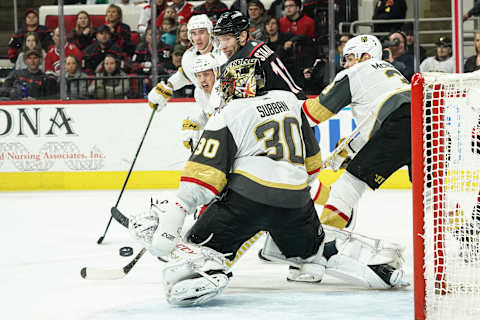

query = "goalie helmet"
[187, 14, 213, 50]
[220, 58, 265, 104]
[213, 11, 249, 39]
[192, 54, 220, 79]
[342, 34, 382, 65]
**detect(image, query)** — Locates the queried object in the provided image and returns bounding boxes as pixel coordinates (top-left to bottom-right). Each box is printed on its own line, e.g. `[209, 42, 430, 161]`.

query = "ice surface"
[0, 189, 414, 320]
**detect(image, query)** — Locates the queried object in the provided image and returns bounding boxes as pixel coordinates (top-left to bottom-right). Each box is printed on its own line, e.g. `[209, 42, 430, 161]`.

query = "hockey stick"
[97, 106, 158, 244]
[82, 208, 265, 280]
[81, 248, 147, 280]
[321, 110, 376, 169]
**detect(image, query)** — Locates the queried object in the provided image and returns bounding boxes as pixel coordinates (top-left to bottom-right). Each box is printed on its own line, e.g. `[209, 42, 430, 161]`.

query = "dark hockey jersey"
[178, 90, 321, 209]
[225, 41, 306, 99]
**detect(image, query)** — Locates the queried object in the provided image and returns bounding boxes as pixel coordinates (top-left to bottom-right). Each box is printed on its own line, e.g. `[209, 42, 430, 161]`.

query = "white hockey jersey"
[419, 56, 455, 73]
[168, 46, 227, 94]
[177, 90, 322, 210]
[303, 59, 411, 145]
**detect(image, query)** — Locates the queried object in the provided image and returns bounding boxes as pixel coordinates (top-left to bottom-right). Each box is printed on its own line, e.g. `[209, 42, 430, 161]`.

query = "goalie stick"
[81, 207, 265, 280]
[321, 110, 376, 169]
[80, 248, 147, 280]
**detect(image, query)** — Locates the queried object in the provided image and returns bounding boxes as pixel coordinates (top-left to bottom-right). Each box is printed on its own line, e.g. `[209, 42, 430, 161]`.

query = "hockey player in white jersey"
[302, 34, 412, 230]
[180, 54, 219, 150]
[147, 14, 227, 149]
[129, 58, 408, 306]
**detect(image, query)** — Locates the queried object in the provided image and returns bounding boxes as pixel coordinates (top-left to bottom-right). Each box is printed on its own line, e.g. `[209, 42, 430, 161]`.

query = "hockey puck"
[119, 246, 133, 257]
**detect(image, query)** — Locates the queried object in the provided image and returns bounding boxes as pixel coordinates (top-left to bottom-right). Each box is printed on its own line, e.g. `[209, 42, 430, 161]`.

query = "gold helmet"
[220, 58, 265, 104]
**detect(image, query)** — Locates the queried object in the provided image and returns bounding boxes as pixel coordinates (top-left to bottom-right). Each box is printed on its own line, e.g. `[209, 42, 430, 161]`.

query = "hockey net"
[412, 72, 480, 320]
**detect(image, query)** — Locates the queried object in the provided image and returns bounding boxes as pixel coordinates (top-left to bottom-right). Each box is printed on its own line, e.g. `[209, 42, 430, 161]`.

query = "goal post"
[412, 72, 480, 320]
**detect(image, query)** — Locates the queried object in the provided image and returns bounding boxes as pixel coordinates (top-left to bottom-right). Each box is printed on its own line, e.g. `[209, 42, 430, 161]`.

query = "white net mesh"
[420, 72, 480, 319]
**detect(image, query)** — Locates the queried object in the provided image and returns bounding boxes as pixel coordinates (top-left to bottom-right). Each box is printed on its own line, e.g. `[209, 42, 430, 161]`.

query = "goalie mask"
[220, 58, 265, 104]
[342, 34, 382, 65]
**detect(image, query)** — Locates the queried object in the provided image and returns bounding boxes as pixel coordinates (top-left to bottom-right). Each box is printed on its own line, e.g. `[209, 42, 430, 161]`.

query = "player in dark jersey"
[213, 11, 306, 99]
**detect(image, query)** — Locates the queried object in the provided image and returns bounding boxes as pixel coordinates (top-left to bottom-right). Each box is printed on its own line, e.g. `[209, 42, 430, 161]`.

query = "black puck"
[119, 246, 133, 257]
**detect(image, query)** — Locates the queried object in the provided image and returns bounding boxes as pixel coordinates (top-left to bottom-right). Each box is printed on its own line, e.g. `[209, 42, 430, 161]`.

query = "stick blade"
[111, 207, 129, 228]
[80, 267, 126, 280]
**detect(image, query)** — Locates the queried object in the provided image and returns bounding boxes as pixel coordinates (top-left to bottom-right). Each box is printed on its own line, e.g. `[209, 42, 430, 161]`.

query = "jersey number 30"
[255, 117, 304, 164]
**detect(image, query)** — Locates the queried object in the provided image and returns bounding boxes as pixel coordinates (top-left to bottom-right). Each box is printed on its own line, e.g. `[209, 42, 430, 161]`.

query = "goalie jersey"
[226, 41, 305, 99]
[178, 90, 322, 209]
[302, 59, 410, 144]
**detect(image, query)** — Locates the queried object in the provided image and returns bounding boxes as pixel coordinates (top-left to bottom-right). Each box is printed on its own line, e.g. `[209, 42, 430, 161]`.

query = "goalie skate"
[167, 271, 230, 306]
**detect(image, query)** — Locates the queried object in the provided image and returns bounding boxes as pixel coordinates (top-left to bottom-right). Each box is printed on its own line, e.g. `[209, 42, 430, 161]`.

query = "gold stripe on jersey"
[368, 87, 411, 138]
[305, 152, 322, 175]
[181, 161, 227, 194]
[233, 169, 308, 190]
[302, 99, 335, 124]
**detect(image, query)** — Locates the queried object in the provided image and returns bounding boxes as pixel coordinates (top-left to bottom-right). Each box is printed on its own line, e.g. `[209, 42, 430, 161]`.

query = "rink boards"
[0, 99, 410, 191]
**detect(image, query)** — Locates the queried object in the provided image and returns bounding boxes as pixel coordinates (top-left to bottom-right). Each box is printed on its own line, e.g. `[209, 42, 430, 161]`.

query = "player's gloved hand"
[181, 117, 202, 150]
[330, 137, 355, 172]
[148, 81, 172, 112]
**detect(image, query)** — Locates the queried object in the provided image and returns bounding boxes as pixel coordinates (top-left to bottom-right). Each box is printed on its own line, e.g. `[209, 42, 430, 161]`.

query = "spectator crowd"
[1, 0, 479, 101]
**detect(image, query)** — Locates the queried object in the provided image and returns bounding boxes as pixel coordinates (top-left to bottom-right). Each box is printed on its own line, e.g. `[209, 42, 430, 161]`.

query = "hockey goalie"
[129, 56, 408, 306]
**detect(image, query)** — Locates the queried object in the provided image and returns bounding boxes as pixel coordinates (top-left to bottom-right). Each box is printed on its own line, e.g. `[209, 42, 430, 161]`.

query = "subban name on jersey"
[256, 101, 290, 118]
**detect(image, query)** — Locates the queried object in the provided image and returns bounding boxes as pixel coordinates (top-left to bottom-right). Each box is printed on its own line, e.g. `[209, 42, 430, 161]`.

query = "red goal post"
[412, 72, 480, 320]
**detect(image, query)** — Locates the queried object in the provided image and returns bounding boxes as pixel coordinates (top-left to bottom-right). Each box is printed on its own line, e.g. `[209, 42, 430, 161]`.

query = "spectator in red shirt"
[279, 0, 315, 39]
[8, 8, 53, 64]
[45, 27, 83, 76]
[68, 10, 95, 52]
[192, 0, 228, 24]
[105, 4, 134, 56]
[138, 0, 167, 36]
[171, 0, 194, 24]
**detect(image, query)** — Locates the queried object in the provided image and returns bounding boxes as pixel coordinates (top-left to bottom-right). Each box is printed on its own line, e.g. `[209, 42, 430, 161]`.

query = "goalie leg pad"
[162, 243, 231, 306]
[323, 226, 409, 288]
[261, 233, 326, 282]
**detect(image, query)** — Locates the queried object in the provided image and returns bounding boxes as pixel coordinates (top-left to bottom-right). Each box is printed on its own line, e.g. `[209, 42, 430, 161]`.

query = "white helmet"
[342, 34, 382, 64]
[192, 53, 220, 78]
[187, 14, 213, 47]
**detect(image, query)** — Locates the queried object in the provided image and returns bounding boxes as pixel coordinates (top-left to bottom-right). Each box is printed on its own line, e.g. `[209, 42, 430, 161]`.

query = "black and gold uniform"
[178, 89, 323, 260]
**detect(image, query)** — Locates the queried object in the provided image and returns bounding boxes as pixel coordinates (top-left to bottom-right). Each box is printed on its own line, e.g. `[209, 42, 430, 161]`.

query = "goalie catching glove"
[129, 195, 191, 257]
[148, 81, 173, 112]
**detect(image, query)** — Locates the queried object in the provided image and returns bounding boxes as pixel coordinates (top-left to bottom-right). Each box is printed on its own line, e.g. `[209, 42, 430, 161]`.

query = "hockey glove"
[181, 118, 201, 150]
[148, 81, 172, 111]
[331, 137, 355, 172]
